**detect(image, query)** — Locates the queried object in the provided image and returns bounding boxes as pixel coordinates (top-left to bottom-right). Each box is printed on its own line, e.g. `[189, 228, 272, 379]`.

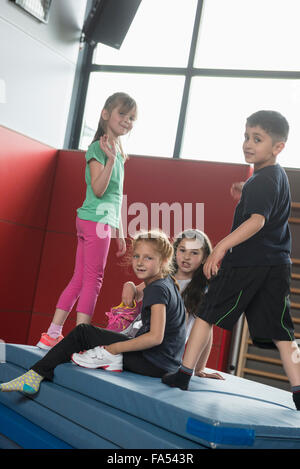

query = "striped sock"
[292, 385, 300, 393]
[292, 385, 300, 410]
[162, 365, 193, 390]
[0, 370, 44, 395]
[180, 365, 194, 375]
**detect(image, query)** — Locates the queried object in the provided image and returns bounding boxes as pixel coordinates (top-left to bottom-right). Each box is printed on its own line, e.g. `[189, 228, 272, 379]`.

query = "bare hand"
[116, 237, 126, 257]
[104, 343, 120, 355]
[99, 135, 117, 162]
[195, 370, 225, 380]
[203, 245, 226, 279]
[230, 182, 244, 201]
[122, 282, 136, 307]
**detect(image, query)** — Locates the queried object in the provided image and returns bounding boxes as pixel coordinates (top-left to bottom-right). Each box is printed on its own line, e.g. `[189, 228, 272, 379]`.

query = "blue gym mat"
[0, 344, 300, 449]
[0, 401, 72, 449]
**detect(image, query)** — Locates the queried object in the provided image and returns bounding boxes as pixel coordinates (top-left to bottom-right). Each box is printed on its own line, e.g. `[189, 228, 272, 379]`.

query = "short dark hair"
[246, 110, 289, 142]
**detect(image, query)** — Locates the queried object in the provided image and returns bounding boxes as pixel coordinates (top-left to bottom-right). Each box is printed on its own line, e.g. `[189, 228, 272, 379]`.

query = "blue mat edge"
[0, 401, 72, 449]
[3, 344, 300, 449]
[0, 362, 203, 449]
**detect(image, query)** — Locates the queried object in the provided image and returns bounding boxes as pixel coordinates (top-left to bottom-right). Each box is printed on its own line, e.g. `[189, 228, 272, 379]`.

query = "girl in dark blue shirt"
[1, 230, 186, 394]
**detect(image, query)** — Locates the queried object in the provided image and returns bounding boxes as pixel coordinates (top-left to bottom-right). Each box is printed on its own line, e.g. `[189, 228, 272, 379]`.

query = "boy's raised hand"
[230, 181, 244, 201]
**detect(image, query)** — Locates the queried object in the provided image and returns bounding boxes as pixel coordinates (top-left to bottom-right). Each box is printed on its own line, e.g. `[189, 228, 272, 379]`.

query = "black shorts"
[197, 264, 294, 349]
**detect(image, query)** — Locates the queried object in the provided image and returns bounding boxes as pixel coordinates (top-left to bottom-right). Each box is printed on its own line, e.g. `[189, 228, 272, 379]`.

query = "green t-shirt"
[77, 141, 124, 229]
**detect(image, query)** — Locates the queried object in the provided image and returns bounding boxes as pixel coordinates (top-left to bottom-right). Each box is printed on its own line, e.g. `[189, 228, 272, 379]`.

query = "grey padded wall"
[0, 0, 87, 148]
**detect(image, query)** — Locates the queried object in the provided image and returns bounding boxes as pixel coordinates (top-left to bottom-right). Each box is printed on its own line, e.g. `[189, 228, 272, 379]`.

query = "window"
[194, 0, 300, 71]
[93, 0, 197, 67]
[75, 0, 300, 168]
[181, 76, 300, 168]
[80, 72, 185, 157]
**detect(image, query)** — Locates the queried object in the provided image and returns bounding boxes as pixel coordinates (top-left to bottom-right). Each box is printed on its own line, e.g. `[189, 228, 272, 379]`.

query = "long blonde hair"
[91, 92, 137, 160]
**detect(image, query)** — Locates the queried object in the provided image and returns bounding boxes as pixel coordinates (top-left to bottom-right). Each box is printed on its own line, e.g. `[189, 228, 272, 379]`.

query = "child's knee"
[76, 323, 91, 333]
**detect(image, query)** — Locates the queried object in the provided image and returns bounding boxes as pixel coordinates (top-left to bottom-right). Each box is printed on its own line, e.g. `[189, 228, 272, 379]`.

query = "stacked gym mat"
[0, 344, 300, 449]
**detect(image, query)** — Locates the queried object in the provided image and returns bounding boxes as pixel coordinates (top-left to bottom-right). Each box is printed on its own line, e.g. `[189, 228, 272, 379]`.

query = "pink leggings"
[56, 217, 111, 317]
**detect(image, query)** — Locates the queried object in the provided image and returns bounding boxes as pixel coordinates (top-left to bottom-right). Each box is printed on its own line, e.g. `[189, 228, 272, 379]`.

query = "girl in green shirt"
[36, 92, 137, 351]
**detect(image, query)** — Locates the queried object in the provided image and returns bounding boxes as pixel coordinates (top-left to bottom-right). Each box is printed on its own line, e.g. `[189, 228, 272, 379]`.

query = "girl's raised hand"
[99, 135, 117, 162]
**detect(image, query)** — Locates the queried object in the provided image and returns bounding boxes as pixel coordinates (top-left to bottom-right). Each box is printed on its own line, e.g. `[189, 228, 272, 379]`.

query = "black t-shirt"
[135, 276, 186, 372]
[223, 164, 291, 267]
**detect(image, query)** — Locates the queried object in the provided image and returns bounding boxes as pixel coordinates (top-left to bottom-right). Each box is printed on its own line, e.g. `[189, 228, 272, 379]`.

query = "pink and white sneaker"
[71, 346, 123, 372]
[36, 333, 64, 350]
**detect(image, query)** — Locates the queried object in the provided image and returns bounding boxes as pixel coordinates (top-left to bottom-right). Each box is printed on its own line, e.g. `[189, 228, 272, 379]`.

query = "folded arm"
[122, 281, 145, 306]
[105, 304, 166, 354]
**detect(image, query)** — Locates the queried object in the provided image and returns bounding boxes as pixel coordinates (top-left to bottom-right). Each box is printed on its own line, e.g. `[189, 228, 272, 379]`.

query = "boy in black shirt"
[163, 110, 300, 410]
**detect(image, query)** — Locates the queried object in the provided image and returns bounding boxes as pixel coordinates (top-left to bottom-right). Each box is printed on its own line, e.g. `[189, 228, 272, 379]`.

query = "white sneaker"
[71, 346, 123, 372]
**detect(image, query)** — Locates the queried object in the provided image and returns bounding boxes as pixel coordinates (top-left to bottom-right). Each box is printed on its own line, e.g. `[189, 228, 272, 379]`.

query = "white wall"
[0, 0, 88, 148]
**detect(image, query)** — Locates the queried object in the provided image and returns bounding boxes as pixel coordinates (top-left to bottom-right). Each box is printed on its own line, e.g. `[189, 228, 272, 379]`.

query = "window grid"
[70, 0, 300, 161]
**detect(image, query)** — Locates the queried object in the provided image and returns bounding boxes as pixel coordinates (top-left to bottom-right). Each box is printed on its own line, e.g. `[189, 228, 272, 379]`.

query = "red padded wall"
[29, 150, 87, 338]
[27, 149, 251, 370]
[123, 156, 252, 371]
[0, 126, 252, 370]
[0, 126, 58, 343]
